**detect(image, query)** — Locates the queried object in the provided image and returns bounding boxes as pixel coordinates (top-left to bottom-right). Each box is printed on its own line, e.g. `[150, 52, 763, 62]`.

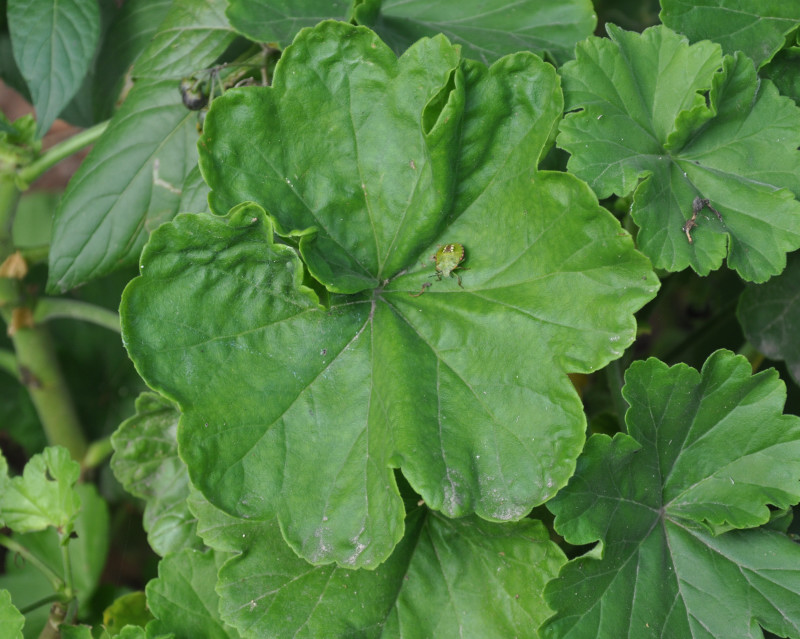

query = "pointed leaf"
[190, 493, 563, 638]
[0, 446, 81, 535]
[543, 350, 800, 638]
[660, 0, 800, 69]
[738, 251, 800, 386]
[123, 23, 658, 567]
[558, 25, 800, 282]
[7, 0, 100, 136]
[111, 393, 202, 556]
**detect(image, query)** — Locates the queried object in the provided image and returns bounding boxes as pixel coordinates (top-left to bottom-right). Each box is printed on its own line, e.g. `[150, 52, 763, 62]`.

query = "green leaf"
[761, 46, 800, 104]
[558, 25, 800, 283]
[190, 492, 563, 638]
[6, 0, 100, 136]
[660, 0, 800, 69]
[0, 446, 81, 535]
[543, 350, 800, 638]
[103, 592, 154, 634]
[226, 0, 596, 65]
[123, 22, 658, 567]
[0, 590, 24, 639]
[111, 393, 202, 556]
[145, 549, 242, 639]
[738, 251, 800, 386]
[47, 0, 236, 293]
[179, 165, 210, 214]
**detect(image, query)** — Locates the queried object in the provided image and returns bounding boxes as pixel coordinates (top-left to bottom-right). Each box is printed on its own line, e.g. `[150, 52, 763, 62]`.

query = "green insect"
[410, 243, 467, 296]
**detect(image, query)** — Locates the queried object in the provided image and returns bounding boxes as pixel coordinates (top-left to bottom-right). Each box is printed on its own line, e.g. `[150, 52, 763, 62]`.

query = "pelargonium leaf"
[189, 492, 564, 638]
[122, 22, 658, 567]
[660, 0, 800, 69]
[558, 24, 800, 282]
[0, 590, 24, 639]
[542, 350, 800, 638]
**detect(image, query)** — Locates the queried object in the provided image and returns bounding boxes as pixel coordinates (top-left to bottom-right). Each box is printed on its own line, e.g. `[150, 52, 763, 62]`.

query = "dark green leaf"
[738, 251, 800, 386]
[123, 22, 658, 567]
[190, 493, 564, 638]
[6, 0, 100, 136]
[558, 25, 800, 282]
[111, 393, 202, 556]
[225, 0, 352, 46]
[543, 351, 800, 638]
[761, 46, 800, 104]
[660, 0, 800, 69]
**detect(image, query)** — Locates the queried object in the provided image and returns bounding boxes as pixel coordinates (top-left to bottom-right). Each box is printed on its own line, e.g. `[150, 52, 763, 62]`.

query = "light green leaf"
[145, 549, 241, 639]
[111, 393, 202, 556]
[660, 0, 800, 69]
[103, 592, 154, 635]
[225, 0, 595, 64]
[190, 492, 563, 638]
[558, 25, 800, 282]
[7, 0, 100, 136]
[179, 165, 210, 214]
[738, 251, 800, 386]
[122, 22, 658, 567]
[0, 590, 24, 639]
[0, 446, 81, 535]
[543, 350, 800, 638]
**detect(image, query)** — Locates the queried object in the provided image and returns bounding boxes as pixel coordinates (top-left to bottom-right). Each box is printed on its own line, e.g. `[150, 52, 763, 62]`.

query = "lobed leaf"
[123, 22, 658, 567]
[660, 0, 800, 69]
[543, 350, 800, 638]
[0, 590, 24, 639]
[558, 25, 800, 282]
[111, 393, 202, 556]
[7, 0, 100, 136]
[190, 493, 563, 638]
[738, 251, 800, 386]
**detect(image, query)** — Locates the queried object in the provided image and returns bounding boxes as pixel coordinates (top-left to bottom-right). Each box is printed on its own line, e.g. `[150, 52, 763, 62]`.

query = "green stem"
[33, 298, 120, 333]
[83, 436, 113, 470]
[18, 594, 62, 615]
[17, 121, 109, 188]
[7, 319, 87, 460]
[0, 174, 21, 261]
[605, 358, 629, 429]
[0, 534, 65, 592]
[0, 347, 19, 379]
[737, 340, 766, 373]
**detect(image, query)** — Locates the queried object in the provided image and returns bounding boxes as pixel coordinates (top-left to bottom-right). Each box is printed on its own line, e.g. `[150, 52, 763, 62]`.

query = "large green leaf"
[47, 0, 236, 293]
[738, 251, 800, 386]
[190, 492, 563, 638]
[122, 22, 658, 567]
[225, 0, 596, 64]
[111, 392, 202, 556]
[558, 25, 800, 282]
[660, 0, 800, 69]
[542, 350, 800, 638]
[7, 0, 100, 136]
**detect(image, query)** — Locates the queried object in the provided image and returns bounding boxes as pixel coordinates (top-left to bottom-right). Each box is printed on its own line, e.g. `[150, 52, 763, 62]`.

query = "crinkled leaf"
[190, 493, 563, 638]
[123, 22, 658, 567]
[543, 350, 800, 638]
[738, 251, 800, 386]
[133, 0, 237, 79]
[46, 0, 235, 293]
[558, 25, 800, 282]
[0, 590, 24, 639]
[111, 392, 202, 556]
[762, 46, 800, 104]
[145, 549, 241, 639]
[226, 0, 595, 64]
[7, 0, 100, 136]
[0, 446, 81, 535]
[660, 0, 800, 69]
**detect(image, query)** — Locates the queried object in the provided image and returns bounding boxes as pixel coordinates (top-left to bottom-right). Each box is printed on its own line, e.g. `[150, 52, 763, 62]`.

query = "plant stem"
[0, 347, 19, 379]
[0, 533, 65, 591]
[0, 174, 21, 261]
[605, 358, 629, 429]
[6, 318, 87, 461]
[33, 297, 120, 333]
[83, 436, 113, 470]
[17, 121, 109, 188]
[37, 602, 67, 639]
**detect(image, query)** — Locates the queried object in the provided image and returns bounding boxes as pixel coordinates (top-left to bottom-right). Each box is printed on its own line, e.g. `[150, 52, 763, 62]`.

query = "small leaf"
[103, 592, 154, 634]
[145, 549, 242, 639]
[124, 22, 658, 567]
[558, 25, 800, 282]
[542, 350, 800, 638]
[738, 251, 800, 386]
[190, 492, 564, 638]
[0, 590, 24, 639]
[111, 393, 202, 556]
[660, 0, 800, 69]
[0, 446, 81, 535]
[7, 0, 100, 136]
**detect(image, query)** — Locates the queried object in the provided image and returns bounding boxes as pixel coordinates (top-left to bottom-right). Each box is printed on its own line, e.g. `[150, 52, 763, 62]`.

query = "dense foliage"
[2, 1, 800, 637]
